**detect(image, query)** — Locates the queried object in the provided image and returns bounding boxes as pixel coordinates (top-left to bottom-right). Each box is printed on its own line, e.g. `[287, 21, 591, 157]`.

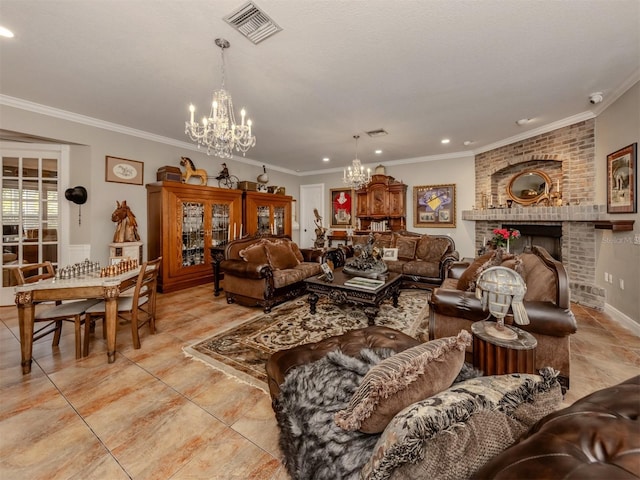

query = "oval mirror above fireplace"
[507, 170, 552, 205]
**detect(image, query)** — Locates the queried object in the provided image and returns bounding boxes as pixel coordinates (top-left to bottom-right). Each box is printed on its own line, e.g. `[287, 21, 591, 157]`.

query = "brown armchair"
[429, 246, 577, 391]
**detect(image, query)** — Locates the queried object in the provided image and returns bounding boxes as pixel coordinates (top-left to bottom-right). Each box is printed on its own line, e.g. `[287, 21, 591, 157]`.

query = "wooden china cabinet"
[243, 191, 293, 237]
[146, 182, 242, 292]
[355, 174, 407, 232]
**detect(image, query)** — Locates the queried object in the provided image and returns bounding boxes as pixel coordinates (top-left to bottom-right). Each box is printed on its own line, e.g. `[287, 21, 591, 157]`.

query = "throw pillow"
[360, 368, 562, 480]
[290, 242, 305, 263]
[518, 253, 557, 303]
[238, 241, 269, 265]
[456, 252, 493, 291]
[264, 241, 300, 270]
[469, 249, 516, 291]
[457, 249, 515, 292]
[334, 330, 472, 434]
[395, 236, 418, 261]
[416, 236, 451, 263]
[373, 233, 394, 249]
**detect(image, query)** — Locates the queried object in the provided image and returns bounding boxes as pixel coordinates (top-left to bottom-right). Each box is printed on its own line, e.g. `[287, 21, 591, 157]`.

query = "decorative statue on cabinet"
[180, 156, 207, 185]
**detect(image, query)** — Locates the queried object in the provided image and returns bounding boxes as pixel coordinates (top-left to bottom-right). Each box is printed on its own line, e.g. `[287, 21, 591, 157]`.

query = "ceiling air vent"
[365, 129, 388, 137]
[224, 1, 282, 44]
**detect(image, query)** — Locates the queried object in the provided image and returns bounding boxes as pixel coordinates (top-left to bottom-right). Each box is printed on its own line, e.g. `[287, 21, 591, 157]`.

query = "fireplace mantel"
[462, 204, 633, 228]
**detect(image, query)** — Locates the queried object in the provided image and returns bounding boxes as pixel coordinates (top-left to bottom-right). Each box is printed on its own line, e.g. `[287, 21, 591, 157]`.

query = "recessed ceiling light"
[374, 149, 382, 155]
[0, 26, 14, 38]
[441, 139, 450, 144]
[463, 140, 473, 146]
[322, 157, 330, 162]
[516, 118, 532, 126]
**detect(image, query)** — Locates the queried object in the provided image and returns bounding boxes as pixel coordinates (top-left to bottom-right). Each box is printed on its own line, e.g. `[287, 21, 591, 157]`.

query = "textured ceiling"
[0, 0, 638, 175]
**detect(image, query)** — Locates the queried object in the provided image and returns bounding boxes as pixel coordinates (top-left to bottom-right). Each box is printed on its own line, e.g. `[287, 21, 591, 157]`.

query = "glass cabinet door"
[211, 203, 230, 247]
[274, 206, 285, 235]
[181, 202, 204, 266]
[257, 205, 271, 234]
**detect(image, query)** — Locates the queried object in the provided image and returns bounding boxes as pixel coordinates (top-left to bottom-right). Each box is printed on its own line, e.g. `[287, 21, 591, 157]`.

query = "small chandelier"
[185, 38, 256, 158]
[343, 135, 371, 189]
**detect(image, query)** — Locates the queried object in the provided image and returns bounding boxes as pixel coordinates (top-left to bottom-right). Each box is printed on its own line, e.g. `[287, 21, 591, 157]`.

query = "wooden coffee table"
[304, 267, 402, 325]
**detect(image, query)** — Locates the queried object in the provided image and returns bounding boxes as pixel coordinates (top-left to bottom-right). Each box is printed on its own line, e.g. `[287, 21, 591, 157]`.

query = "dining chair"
[84, 257, 162, 353]
[13, 262, 100, 359]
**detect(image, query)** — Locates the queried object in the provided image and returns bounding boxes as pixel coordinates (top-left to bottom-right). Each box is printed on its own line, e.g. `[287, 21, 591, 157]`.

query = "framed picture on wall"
[105, 156, 144, 185]
[330, 188, 355, 228]
[413, 184, 456, 228]
[607, 143, 637, 213]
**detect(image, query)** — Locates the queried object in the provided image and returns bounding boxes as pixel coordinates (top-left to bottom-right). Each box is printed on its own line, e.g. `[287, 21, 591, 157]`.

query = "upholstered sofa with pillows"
[220, 235, 325, 313]
[266, 326, 565, 480]
[351, 230, 459, 288]
[429, 245, 577, 391]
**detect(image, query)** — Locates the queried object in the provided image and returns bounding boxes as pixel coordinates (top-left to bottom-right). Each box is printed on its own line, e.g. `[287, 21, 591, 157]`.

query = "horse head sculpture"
[111, 200, 140, 243]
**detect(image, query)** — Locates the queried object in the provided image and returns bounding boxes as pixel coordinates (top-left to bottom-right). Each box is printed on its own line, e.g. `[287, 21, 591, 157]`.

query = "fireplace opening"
[503, 224, 562, 261]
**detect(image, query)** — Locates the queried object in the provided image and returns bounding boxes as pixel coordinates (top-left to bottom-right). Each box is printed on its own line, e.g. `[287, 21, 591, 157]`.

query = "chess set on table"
[100, 258, 139, 277]
[54, 258, 139, 279]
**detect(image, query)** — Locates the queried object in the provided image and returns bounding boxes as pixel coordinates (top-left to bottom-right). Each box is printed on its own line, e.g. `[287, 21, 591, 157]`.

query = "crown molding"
[0, 94, 300, 176]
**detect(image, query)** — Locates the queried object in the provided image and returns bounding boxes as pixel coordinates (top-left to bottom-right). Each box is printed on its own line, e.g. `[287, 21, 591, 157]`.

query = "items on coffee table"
[304, 267, 402, 325]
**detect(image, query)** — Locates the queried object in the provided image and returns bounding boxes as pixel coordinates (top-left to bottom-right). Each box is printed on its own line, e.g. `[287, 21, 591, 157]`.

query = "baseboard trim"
[604, 303, 640, 336]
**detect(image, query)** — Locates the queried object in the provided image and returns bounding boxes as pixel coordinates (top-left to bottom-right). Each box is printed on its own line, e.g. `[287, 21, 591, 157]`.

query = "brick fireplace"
[464, 119, 608, 309]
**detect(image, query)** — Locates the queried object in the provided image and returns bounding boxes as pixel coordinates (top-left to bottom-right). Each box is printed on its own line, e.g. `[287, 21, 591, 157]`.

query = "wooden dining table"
[14, 267, 141, 374]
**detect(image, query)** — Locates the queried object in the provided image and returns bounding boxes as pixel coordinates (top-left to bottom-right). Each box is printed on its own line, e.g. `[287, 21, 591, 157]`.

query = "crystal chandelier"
[343, 135, 371, 188]
[185, 38, 256, 158]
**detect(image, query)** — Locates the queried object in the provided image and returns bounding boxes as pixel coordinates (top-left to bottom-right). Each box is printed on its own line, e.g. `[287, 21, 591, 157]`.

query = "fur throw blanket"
[274, 348, 481, 480]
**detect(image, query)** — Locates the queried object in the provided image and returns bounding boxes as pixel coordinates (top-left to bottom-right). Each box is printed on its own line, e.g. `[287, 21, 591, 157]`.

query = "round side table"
[471, 320, 537, 375]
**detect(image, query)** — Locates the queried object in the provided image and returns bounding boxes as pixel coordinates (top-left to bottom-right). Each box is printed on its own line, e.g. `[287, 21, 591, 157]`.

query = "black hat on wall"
[65, 186, 88, 205]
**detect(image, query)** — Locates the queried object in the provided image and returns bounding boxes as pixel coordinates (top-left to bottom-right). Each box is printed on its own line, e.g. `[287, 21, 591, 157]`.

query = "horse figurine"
[111, 200, 141, 243]
[180, 157, 207, 185]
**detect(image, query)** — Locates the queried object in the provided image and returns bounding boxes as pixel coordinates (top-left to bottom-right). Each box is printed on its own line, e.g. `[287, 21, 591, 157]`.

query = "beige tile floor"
[1, 285, 638, 479]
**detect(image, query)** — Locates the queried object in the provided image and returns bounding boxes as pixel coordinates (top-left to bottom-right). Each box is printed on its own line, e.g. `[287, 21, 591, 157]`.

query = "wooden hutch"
[146, 182, 242, 293]
[355, 174, 407, 232]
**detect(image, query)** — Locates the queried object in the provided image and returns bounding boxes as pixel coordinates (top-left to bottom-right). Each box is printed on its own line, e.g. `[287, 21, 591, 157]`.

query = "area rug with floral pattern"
[183, 290, 431, 392]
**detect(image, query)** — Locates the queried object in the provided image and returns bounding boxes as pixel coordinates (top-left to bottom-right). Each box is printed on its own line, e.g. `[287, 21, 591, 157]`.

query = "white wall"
[594, 81, 640, 322]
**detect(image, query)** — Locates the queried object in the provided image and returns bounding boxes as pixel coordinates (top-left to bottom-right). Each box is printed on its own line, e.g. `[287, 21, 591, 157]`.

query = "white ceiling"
[1, 0, 639, 175]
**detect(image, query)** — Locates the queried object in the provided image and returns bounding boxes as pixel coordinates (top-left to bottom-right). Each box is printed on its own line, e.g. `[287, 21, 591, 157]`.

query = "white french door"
[1, 143, 69, 306]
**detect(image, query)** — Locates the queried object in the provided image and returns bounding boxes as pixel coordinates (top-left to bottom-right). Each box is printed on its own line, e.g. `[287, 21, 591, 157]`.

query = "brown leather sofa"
[351, 230, 459, 288]
[221, 235, 330, 313]
[429, 246, 577, 391]
[474, 375, 640, 479]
